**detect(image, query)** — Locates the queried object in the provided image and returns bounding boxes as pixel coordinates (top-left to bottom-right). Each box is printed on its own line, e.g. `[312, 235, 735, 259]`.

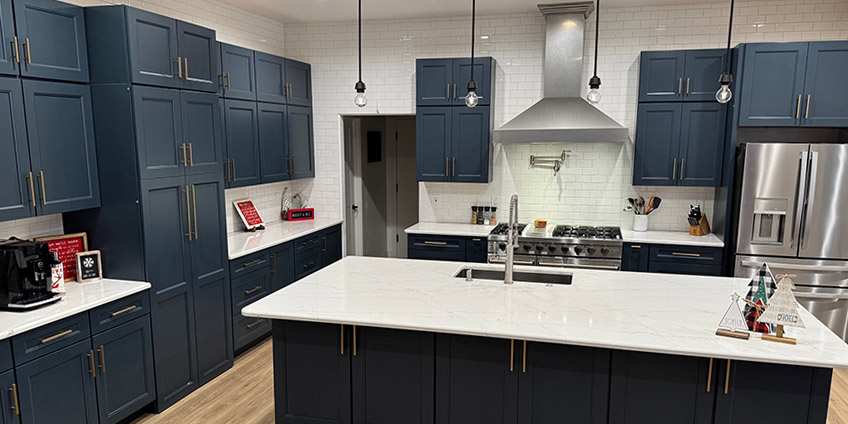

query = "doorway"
[343, 116, 418, 258]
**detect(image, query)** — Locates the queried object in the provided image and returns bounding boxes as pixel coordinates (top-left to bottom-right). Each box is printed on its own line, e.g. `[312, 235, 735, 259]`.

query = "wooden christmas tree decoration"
[744, 263, 777, 333]
[758, 274, 805, 345]
[716, 293, 750, 340]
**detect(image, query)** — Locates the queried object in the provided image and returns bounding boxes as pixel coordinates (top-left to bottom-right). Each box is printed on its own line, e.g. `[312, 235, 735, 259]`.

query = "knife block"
[689, 214, 711, 236]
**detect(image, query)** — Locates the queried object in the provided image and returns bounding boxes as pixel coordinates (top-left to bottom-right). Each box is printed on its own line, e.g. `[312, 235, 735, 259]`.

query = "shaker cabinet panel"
[678, 103, 726, 187]
[176, 20, 218, 93]
[321, 225, 343, 267]
[287, 105, 314, 180]
[452, 58, 492, 106]
[683, 49, 726, 101]
[284, 59, 312, 107]
[0, 370, 16, 424]
[738, 43, 808, 127]
[258, 102, 290, 183]
[255, 51, 286, 104]
[132, 86, 183, 180]
[416, 107, 451, 182]
[451, 106, 490, 183]
[416, 59, 453, 106]
[0, 77, 34, 222]
[632, 103, 681, 186]
[220, 43, 255, 101]
[802, 41, 848, 127]
[269, 243, 294, 292]
[0, 0, 16, 77]
[180, 91, 224, 176]
[638, 51, 684, 102]
[126, 7, 180, 89]
[224, 99, 261, 188]
[140, 177, 192, 296]
[13, 0, 89, 82]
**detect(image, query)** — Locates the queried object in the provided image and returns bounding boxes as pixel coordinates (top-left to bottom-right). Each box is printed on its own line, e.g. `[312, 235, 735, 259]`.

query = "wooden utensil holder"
[689, 214, 711, 236]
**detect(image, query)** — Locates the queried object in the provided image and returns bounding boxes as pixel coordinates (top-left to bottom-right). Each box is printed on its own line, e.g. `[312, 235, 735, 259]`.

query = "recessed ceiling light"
[480, 35, 490, 40]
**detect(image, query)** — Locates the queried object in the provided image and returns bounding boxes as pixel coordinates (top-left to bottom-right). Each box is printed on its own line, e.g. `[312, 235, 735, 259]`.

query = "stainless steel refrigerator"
[734, 143, 848, 342]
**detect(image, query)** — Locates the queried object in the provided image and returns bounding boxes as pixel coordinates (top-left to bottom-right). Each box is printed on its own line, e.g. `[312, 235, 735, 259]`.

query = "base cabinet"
[0, 370, 16, 424]
[408, 234, 487, 263]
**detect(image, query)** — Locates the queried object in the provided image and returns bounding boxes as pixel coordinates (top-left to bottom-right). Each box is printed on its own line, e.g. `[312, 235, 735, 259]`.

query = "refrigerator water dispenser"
[751, 198, 787, 244]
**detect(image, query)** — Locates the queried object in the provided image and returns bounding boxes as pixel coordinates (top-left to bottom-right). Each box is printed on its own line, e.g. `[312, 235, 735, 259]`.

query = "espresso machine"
[0, 238, 63, 310]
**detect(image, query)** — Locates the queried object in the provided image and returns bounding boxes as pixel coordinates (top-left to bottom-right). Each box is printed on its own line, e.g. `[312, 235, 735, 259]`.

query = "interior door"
[0, 77, 34, 221]
[177, 21, 218, 93]
[133, 85, 184, 180]
[799, 144, 848, 260]
[180, 91, 224, 176]
[801, 41, 848, 127]
[126, 8, 180, 89]
[0, 0, 16, 76]
[13, 0, 88, 82]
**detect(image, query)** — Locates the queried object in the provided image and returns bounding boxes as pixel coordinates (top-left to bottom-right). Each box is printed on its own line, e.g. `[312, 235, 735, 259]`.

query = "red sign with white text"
[235, 201, 264, 229]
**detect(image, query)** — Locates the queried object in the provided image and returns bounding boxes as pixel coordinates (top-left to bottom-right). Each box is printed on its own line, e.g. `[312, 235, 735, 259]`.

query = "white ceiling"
[224, 0, 732, 23]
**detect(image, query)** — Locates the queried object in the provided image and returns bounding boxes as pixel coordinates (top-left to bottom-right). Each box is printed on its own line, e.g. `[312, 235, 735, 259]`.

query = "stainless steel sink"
[454, 267, 573, 285]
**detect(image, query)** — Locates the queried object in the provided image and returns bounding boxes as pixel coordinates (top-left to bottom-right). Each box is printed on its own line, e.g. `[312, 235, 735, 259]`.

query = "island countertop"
[243, 256, 848, 369]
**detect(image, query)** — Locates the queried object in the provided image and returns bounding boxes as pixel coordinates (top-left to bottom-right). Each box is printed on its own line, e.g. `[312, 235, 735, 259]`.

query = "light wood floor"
[132, 338, 848, 424]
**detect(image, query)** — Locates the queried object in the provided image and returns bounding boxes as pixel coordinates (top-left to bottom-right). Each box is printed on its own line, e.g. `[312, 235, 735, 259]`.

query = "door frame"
[342, 116, 363, 256]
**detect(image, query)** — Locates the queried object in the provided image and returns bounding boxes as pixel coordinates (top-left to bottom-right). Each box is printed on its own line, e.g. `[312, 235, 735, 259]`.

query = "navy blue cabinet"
[620, 243, 649, 272]
[451, 106, 491, 183]
[0, 0, 17, 77]
[416, 58, 493, 106]
[738, 42, 808, 127]
[287, 105, 315, 180]
[255, 51, 286, 104]
[124, 7, 181, 89]
[679, 102, 726, 187]
[321, 225, 343, 267]
[176, 20, 218, 93]
[285, 59, 312, 107]
[407, 234, 489, 262]
[684, 49, 727, 101]
[181, 91, 225, 176]
[92, 316, 156, 424]
[269, 243, 294, 291]
[621, 243, 722, 276]
[133, 86, 183, 179]
[220, 43, 255, 100]
[452, 58, 492, 106]
[224, 99, 260, 188]
[801, 41, 848, 127]
[16, 339, 98, 424]
[0, 370, 16, 424]
[258, 102, 290, 183]
[0, 77, 33, 222]
[465, 237, 487, 263]
[13, 0, 89, 83]
[415, 107, 451, 182]
[633, 103, 681, 186]
[22, 80, 100, 215]
[639, 50, 726, 102]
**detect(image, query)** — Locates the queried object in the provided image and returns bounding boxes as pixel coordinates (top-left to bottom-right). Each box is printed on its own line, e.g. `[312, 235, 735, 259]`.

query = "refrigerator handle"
[739, 260, 848, 273]
[800, 152, 818, 250]
[794, 292, 848, 301]
[791, 151, 809, 249]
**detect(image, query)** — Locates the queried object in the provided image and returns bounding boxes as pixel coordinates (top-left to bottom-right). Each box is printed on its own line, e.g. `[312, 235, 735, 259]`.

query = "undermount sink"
[453, 267, 573, 285]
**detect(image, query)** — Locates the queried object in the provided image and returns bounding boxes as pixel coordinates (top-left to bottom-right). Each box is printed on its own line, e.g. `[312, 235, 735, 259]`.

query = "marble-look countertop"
[404, 222, 494, 237]
[228, 218, 344, 260]
[243, 256, 848, 369]
[0, 279, 151, 340]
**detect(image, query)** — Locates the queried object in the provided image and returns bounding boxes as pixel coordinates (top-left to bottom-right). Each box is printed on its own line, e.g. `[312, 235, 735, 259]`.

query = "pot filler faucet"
[505, 194, 519, 285]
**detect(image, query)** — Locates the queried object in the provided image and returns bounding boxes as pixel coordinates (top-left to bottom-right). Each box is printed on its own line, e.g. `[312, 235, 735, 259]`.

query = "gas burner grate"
[490, 223, 528, 236]
[552, 225, 622, 240]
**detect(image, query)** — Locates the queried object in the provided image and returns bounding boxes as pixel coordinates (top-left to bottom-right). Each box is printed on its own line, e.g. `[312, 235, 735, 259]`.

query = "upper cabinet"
[254, 51, 284, 103]
[417, 57, 493, 106]
[0, 0, 15, 76]
[639, 49, 726, 102]
[0, 76, 32, 222]
[284, 59, 312, 107]
[229, 48, 313, 106]
[86, 6, 218, 93]
[738, 41, 848, 127]
[221, 43, 255, 100]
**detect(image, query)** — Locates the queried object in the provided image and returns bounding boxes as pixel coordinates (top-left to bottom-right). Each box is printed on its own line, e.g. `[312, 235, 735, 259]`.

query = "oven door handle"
[488, 258, 536, 266]
[740, 260, 848, 273]
[538, 262, 621, 271]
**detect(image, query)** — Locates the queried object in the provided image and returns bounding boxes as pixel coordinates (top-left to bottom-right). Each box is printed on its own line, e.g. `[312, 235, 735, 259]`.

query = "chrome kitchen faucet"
[505, 194, 519, 285]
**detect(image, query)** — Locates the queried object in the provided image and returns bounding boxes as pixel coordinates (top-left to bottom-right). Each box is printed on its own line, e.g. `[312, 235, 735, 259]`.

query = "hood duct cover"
[493, 2, 629, 144]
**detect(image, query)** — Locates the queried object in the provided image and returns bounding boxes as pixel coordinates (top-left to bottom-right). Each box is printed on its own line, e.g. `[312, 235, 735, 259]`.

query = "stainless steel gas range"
[487, 224, 623, 270]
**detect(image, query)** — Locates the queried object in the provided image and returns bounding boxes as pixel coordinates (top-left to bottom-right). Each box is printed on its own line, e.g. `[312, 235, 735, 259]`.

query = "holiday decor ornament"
[744, 263, 777, 333]
[758, 274, 805, 345]
[715, 292, 750, 340]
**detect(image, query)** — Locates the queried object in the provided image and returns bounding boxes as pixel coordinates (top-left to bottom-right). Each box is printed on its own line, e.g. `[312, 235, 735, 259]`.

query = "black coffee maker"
[0, 238, 63, 310]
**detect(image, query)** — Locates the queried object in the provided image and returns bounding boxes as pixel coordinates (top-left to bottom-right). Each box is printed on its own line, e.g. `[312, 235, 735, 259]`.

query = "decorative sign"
[715, 293, 750, 340]
[75, 250, 103, 283]
[234, 200, 265, 231]
[759, 274, 805, 345]
[35, 233, 88, 282]
[284, 208, 315, 221]
[743, 263, 777, 333]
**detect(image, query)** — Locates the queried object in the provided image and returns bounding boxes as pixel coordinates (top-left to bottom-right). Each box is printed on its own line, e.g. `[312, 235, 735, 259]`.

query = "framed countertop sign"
[234, 200, 265, 231]
[36, 233, 88, 282]
[76, 250, 103, 283]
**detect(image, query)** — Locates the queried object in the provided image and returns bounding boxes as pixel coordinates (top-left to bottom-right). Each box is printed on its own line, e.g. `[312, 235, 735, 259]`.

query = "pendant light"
[716, 0, 735, 104]
[586, 0, 601, 104]
[463, 0, 479, 108]
[354, 0, 367, 107]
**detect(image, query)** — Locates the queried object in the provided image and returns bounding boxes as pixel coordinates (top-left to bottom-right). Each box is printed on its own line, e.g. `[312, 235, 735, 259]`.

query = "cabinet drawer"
[408, 235, 466, 252]
[231, 268, 271, 315]
[648, 262, 722, 276]
[230, 251, 269, 279]
[408, 248, 467, 262]
[89, 291, 150, 335]
[649, 245, 722, 266]
[293, 233, 323, 254]
[12, 313, 91, 365]
[295, 248, 322, 280]
[0, 340, 10, 373]
[233, 313, 270, 351]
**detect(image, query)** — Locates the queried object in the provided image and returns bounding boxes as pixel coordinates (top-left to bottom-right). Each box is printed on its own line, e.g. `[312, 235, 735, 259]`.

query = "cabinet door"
[224, 99, 261, 188]
[258, 102, 290, 183]
[608, 351, 714, 424]
[16, 340, 98, 424]
[287, 105, 315, 180]
[632, 103, 681, 186]
[802, 41, 848, 127]
[638, 51, 684, 102]
[739, 43, 808, 127]
[518, 343, 609, 424]
[220, 43, 255, 100]
[714, 360, 829, 424]
[451, 106, 490, 183]
[352, 327, 434, 424]
[285, 59, 312, 107]
[273, 321, 351, 424]
[452, 58, 491, 106]
[416, 107, 451, 182]
[466, 237, 488, 263]
[133, 85, 184, 180]
[255, 52, 286, 104]
[126, 7, 180, 89]
[435, 334, 518, 424]
[270, 243, 294, 292]
[0, 370, 17, 424]
[678, 103, 726, 187]
[181, 91, 224, 176]
[23, 80, 100, 215]
[0, 0, 16, 76]
[416, 59, 453, 106]
[321, 225, 342, 268]
[92, 316, 155, 424]
[187, 173, 232, 385]
[177, 21, 218, 93]
[621, 243, 649, 272]
[683, 49, 726, 101]
[13, 0, 88, 82]
[0, 77, 34, 222]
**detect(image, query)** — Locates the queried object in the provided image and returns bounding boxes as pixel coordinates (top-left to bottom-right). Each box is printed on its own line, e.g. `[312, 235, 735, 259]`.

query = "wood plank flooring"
[132, 338, 848, 424]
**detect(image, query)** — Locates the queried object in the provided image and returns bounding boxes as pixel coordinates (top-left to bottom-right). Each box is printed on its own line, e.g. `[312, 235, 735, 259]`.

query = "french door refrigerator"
[734, 143, 848, 342]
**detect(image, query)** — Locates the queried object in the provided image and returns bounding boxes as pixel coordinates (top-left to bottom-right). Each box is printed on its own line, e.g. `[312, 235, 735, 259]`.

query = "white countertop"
[244, 256, 848, 369]
[228, 218, 344, 260]
[0, 279, 151, 340]
[405, 222, 494, 238]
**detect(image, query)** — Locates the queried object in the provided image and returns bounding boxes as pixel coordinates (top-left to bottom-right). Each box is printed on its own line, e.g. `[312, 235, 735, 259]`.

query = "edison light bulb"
[587, 88, 601, 104]
[355, 92, 367, 108]
[464, 91, 479, 108]
[716, 85, 732, 104]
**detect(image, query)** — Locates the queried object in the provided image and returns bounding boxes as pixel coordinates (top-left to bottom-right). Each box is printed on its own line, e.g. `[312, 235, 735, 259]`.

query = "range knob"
[523, 244, 532, 251]
[587, 247, 596, 254]
[498, 243, 507, 251]
[548, 246, 557, 252]
[573, 246, 583, 255]
[536, 244, 545, 252]
[600, 247, 610, 255]
[561, 246, 570, 253]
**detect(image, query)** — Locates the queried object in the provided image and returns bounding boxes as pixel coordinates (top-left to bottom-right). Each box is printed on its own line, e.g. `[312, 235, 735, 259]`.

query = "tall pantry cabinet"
[63, 6, 231, 411]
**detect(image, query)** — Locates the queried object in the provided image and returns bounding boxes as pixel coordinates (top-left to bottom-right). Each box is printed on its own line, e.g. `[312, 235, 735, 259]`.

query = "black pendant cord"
[593, 0, 600, 78]
[470, 0, 476, 83]
[724, 0, 735, 74]
[358, 0, 363, 83]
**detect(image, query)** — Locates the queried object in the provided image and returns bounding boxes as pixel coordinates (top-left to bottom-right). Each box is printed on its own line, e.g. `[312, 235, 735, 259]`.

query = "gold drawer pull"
[423, 241, 447, 246]
[706, 358, 713, 392]
[510, 339, 514, 372]
[98, 346, 106, 374]
[24, 38, 30, 65]
[12, 36, 18, 64]
[353, 325, 357, 356]
[41, 329, 72, 344]
[246, 319, 264, 329]
[724, 359, 731, 394]
[471, 238, 481, 242]
[303, 261, 315, 269]
[672, 252, 701, 257]
[631, 245, 642, 249]
[340, 324, 345, 356]
[243, 259, 262, 267]
[178, 56, 182, 78]
[522, 340, 527, 373]
[10, 383, 19, 415]
[111, 305, 138, 317]
[244, 286, 263, 295]
[88, 350, 96, 378]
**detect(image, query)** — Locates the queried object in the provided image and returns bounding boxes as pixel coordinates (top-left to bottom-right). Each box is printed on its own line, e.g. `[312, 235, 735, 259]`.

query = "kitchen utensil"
[645, 196, 662, 215]
[628, 198, 640, 215]
[638, 197, 646, 215]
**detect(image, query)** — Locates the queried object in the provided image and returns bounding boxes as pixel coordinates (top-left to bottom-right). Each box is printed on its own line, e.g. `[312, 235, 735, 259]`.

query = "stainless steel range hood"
[493, 2, 629, 144]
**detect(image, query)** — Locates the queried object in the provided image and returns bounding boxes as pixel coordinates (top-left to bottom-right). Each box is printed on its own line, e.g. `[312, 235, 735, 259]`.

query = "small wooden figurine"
[758, 274, 805, 345]
[716, 292, 750, 340]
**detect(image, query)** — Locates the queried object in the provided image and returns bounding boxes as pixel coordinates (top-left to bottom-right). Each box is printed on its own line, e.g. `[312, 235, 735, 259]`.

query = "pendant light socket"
[355, 80, 367, 93]
[588, 75, 601, 89]
[718, 73, 732, 86]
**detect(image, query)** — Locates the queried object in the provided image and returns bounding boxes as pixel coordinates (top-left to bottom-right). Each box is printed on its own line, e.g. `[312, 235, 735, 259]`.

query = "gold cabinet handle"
[231, 159, 236, 180]
[680, 158, 685, 180]
[24, 38, 30, 65]
[509, 340, 515, 372]
[522, 340, 527, 373]
[177, 56, 183, 78]
[88, 350, 96, 378]
[180, 143, 187, 166]
[453, 84, 457, 100]
[323, 236, 327, 253]
[340, 324, 345, 356]
[303, 261, 315, 269]
[184, 58, 188, 79]
[191, 185, 198, 239]
[185, 185, 192, 240]
[706, 358, 713, 392]
[353, 325, 357, 356]
[291, 155, 295, 174]
[672, 158, 677, 181]
[228, 73, 232, 89]
[12, 36, 18, 64]
[805, 94, 811, 119]
[678, 77, 682, 94]
[188, 143, 194, 166]
[26, 171, 35, 207]
[423, 241, 447, 246]
[98, 346, 106, 374]
[243, 259, 262, 268]
[247, 319, 264, 329]
[244, 286, 263, 295]
[672, 252, 701, 257]
[271, 253, 277, 274]
[9, 384, 19, 415]
[631, 245, 642, 249]
[452, 157, 456, 177]
[724, 359, 731, 394]
[41, 329, 72, 344]
[111, 305, 137, 317]
[796, 94, 802, 119]
[686, 78, 690, 94]
[447, 84, 450, 100]
[38, 171, 46, 205]
[445, 157, 449, 177]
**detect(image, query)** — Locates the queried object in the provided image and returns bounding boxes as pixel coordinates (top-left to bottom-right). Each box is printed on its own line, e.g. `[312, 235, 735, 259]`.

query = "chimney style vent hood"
[493, 2, 629, 144]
